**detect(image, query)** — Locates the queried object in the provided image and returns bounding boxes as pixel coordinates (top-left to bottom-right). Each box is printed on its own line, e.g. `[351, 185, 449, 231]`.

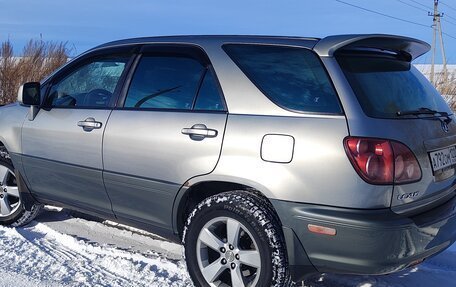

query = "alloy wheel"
[196, 216, 262, 287]
[0, 166, 21, 217]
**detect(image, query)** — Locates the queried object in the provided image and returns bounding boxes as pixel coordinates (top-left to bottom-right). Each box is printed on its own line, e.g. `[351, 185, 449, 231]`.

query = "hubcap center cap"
[225, 250, 235, 262]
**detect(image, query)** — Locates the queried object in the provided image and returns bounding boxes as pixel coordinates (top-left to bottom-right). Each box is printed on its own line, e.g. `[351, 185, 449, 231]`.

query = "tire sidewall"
[0, 155, 26, 225]
[184, 193, 280, 287]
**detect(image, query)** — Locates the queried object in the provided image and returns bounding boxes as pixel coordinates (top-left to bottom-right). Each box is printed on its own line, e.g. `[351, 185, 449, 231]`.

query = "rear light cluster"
[344, 137, 421, 185]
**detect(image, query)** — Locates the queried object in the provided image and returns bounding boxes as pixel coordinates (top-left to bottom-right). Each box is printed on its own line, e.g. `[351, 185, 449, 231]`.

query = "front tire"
[183, 191, 291, 287]
[0, 147, 41, 226]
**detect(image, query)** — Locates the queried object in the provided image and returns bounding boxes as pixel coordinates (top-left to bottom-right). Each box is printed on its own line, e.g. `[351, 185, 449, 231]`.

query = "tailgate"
[318, 34, 456, 213]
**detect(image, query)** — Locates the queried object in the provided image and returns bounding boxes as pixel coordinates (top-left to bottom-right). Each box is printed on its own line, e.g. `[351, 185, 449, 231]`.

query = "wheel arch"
[0, 139, 8, 150]
[0, 140, 13, 161]
[172, 179, 278, 238]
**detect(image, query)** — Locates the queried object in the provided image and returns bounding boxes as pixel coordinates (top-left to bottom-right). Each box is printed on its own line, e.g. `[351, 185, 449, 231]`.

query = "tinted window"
[194, 71, 225, 111]
[338, 56, 451, 118]
[39, 83, 49, 105]
[223, 44, 342, 114]
[125, 56, 205, 109]
[48, 57, 128, 108]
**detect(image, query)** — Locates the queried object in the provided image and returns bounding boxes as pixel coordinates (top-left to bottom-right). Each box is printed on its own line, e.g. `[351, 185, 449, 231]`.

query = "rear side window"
[337, 55, 451, 118]
[194, 71, 225, 111]
[223, 44, 342, 114]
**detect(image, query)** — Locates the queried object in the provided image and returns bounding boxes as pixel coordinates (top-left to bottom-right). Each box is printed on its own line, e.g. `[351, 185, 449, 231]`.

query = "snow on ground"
[0, 207, 193, 287]
[302, 245, 456, 287]
[0, 207, 454, 286]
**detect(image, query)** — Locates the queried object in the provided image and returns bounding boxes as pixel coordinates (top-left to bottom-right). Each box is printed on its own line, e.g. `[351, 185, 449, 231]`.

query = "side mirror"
[18, 82, 41, 106]
[17, 82, 41, 121]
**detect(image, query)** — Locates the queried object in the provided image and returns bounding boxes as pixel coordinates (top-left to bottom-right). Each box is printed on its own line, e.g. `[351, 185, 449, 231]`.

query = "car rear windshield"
[337, 54, 451, 118]
[223, 44, 342, 114]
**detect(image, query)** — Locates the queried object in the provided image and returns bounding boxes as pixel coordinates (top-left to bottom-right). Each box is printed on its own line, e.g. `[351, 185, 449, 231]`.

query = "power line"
[397, 0, 456, 31]
[335, 0, 456, 54]
[408, 0, 432, 10]
[397, 0, 456, 24]
[397, 0, 429, 12]
[443, 31, 456, 40]
[441, 1, 456, 12]
[443, 18, 456, 26]
[396, 0, 456, 27]
[335, 0, 431, 28]
[432, 0, 456, 23]
[444, 13, 456, 22]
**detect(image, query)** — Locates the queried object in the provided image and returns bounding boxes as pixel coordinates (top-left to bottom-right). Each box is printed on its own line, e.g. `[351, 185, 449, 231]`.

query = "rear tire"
[183, 191, 291, 287]
[0, 147, 41, 226]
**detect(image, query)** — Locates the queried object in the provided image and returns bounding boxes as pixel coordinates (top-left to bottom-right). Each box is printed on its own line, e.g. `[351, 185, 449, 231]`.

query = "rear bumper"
[272, 194, 456, 281]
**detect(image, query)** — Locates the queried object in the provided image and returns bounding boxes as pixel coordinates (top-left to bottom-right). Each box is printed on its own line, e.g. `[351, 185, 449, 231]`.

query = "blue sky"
[1, 0, 455, 63]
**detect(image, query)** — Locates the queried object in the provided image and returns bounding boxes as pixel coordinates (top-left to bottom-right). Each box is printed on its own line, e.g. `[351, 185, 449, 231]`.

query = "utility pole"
[429, 0, 447, 85]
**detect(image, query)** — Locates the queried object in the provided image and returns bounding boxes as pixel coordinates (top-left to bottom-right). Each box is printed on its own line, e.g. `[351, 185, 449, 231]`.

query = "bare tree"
[433, 73, 456, 111]
[0, 39, 69, 105]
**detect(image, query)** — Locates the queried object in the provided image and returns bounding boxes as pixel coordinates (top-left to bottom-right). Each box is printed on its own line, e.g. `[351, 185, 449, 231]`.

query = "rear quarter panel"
[189, 114, 393, 209]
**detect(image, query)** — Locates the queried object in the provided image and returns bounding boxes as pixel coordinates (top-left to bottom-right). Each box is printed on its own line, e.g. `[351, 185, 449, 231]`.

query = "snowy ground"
[0, 207, 454, 287]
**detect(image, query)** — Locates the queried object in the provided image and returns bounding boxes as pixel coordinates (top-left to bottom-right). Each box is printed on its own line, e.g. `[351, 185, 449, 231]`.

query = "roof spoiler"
[313, 34, 430, 61]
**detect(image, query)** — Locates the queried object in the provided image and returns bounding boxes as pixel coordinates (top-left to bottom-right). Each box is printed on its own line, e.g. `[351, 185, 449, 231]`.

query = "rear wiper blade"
[397, 107, 445, 116]
[397, 107, 452, 123]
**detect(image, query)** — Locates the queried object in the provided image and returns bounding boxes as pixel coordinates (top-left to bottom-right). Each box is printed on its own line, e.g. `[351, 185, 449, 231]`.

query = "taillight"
[344, 137, 421, 184]
[391, 142, 421, 184]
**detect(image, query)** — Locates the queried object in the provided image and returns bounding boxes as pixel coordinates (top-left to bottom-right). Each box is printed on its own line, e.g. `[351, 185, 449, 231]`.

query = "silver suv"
[1, 34, 456, 287]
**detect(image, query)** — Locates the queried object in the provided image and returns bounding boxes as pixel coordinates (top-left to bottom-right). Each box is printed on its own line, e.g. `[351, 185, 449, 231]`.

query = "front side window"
[47, 57, 129, 108]
[124, 56, 205, 110]
[223, 44, 342, 114]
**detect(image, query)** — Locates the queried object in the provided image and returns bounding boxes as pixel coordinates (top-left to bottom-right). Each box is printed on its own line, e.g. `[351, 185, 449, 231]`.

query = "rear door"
[22, 51, 132, 215]
[103, 45, 227, 229]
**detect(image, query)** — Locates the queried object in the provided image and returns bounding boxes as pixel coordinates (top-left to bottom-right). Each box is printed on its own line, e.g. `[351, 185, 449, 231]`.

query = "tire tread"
[0, 146, 42, 227]
[183, 190, 293, 286]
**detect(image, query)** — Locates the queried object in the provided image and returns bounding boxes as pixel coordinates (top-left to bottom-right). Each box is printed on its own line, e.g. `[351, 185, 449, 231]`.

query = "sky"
[0, 0, 455, 64]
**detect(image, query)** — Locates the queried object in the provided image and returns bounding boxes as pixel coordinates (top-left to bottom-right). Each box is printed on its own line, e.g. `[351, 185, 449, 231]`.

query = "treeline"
[0, 39, 69, 105]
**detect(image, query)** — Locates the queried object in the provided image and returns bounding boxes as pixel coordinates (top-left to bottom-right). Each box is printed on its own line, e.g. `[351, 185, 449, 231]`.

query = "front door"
[22, 54, 131, 214]
[103, 46, 227, 229]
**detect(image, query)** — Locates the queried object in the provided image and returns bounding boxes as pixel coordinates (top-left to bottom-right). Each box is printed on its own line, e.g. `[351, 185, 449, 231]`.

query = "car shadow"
[300, 251, 456, 287]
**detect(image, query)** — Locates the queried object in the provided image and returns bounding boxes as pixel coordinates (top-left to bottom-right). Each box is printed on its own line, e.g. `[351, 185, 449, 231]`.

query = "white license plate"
[430, 146, 456, 172]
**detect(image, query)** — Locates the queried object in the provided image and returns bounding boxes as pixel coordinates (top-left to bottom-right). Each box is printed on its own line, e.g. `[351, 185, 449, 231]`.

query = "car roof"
[93, 34, 430, 61]
[93, 35, 321, 50]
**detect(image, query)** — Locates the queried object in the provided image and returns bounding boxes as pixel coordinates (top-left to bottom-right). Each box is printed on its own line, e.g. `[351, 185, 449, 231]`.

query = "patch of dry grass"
[0, 39, 69, 105]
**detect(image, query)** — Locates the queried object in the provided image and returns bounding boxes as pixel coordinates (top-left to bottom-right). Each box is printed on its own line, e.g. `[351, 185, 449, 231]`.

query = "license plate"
[430, 146, 456, 172]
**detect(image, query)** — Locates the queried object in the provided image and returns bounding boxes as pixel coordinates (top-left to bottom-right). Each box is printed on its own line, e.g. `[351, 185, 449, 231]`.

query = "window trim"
[43, 47, 137, 110]
[191, 68, 208, 110]
[222, 43, 344, 116]
[115, 44, 227, 113]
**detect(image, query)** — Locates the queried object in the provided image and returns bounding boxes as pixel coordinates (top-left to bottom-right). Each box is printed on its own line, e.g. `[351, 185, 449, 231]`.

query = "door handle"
[182, 124, 218, 141]
[77, 117, 102, 132]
